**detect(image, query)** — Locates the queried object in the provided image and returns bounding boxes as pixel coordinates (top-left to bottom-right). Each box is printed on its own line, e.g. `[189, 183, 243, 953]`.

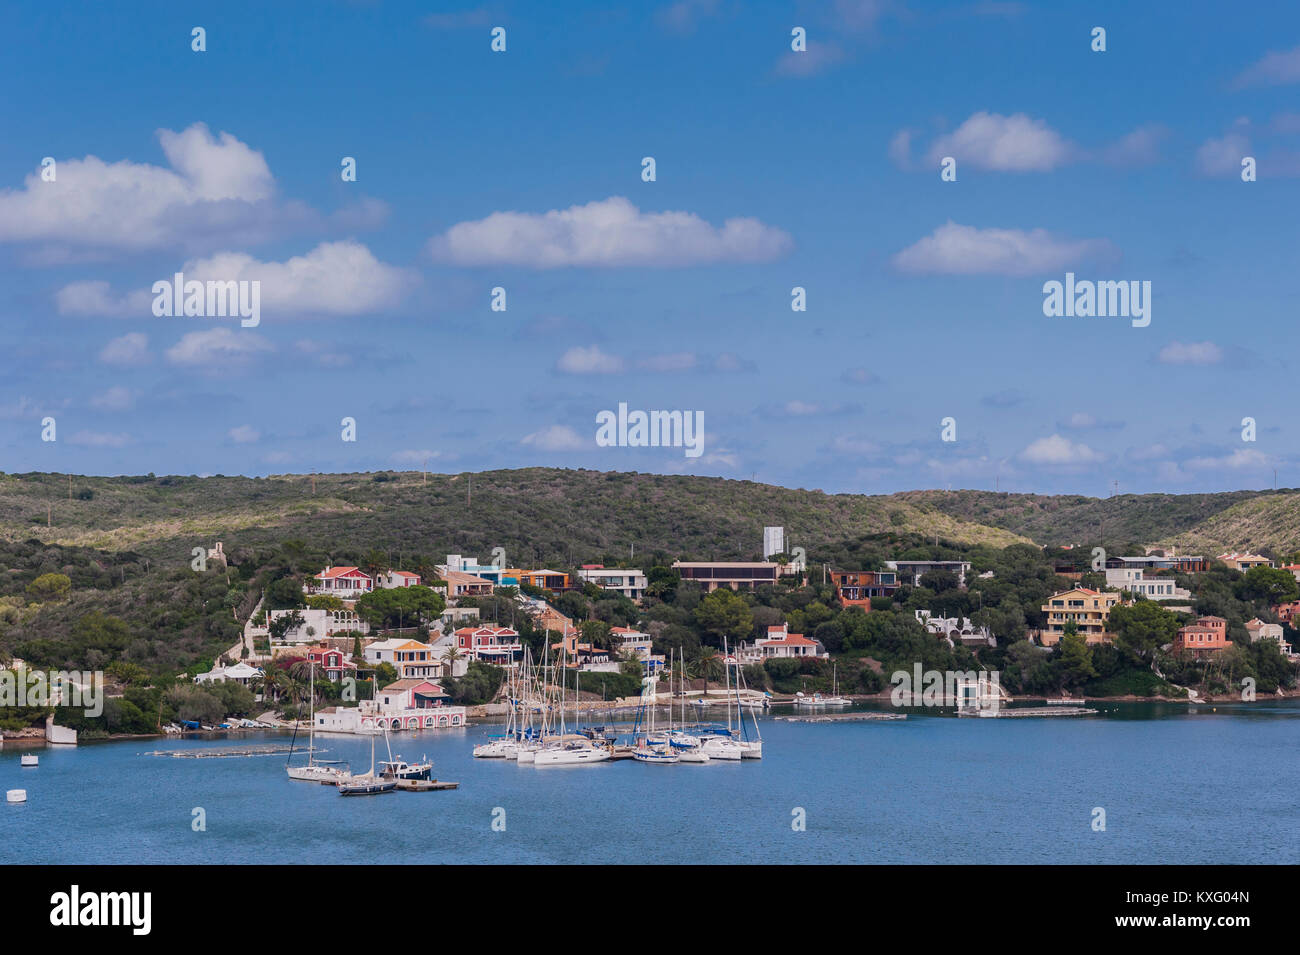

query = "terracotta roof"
[317, 566, 368, 579]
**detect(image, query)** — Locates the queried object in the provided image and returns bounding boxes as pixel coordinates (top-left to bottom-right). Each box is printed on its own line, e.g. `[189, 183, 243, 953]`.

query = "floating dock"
[959, 706, 1096, 718]
[779, 712, 907, 723]
[394, 779, 458, 791]
[144, 745, 301, 758]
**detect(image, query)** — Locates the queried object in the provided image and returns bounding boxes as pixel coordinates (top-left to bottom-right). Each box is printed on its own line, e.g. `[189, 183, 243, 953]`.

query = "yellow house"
[1040, 588, 1120, 645]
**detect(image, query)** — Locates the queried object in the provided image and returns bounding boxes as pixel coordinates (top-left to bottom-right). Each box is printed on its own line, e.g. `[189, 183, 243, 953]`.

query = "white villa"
[195, 661, 262, 686]
[577, 566, 648, 601]
[915, 610, 996, 648]
[738, 623, 827, 661]
[1104, 568, 1192, 601]
[268, 607, 368, 645]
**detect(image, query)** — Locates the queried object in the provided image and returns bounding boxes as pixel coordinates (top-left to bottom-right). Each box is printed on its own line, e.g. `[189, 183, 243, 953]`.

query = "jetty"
[779, 712, 906, 723]
[144, 744, 301, 759]
[959, 706, 1096, 718]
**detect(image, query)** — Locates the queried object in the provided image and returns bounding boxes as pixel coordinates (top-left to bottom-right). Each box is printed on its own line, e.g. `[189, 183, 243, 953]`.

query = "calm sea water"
[3, 701, 1297, 865]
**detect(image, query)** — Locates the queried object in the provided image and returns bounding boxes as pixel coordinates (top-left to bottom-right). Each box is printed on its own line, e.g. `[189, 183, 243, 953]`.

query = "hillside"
[3, 470, 1299, 563]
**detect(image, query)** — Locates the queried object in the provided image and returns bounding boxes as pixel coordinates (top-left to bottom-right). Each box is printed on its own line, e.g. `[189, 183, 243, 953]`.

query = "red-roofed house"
[455, 626, 522, 664]
[740, 623, 827, 661]
[311, 566, 374, 598]
[305, 644, 358, 682]
[1273, 600, 1300, 626]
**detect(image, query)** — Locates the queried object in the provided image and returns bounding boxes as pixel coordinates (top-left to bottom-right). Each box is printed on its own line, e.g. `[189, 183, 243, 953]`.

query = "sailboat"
[338, 723, 397, 795]
[534, 642, 610, 766]
[287, 661, 351, 784]
[474, 654, 522, 758]
[730, 641, 764, 759]
[634, 662, 678, 764]
[698, 641, 745, 761]
[669, 650, 708, 763]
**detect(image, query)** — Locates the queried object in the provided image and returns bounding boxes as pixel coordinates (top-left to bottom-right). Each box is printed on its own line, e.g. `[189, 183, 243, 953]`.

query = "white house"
[577, 566, 648, 601]
[739, 623, 827, 661]
[376, 570, 421, 589]
[1104, 568, 1191, 601]
[268, 608, 368, 645]
[195, 661, 262, 686]
[915, 610, 996, 648]
[1245, 618, 1294, 657]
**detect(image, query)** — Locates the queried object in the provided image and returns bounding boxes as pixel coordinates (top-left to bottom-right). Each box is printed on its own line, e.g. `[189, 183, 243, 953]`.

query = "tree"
[26, 573, 71, 601]
[269, 610, 304, 642]
[1057, 630, 1097, 687]
[694, 587, 754, 642]
[354, 585, 446, 630]
[1237, 566, 1299, 605]
[1107, 601, 1181, 660]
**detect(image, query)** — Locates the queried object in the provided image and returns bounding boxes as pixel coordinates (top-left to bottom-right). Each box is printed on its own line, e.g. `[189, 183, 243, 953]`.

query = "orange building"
[1173, 616, 1229, 658]
[829, 569, 899, 609]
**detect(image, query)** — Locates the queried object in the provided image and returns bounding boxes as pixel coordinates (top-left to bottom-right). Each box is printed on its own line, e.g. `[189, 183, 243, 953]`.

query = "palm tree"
[440, 643, 464, 680]
[360, 549, 387, 579]
[699, 647, 725, 685]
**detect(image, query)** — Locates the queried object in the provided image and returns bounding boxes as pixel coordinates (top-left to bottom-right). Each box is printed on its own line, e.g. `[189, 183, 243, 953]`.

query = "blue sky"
[2, 0, 1298, 496]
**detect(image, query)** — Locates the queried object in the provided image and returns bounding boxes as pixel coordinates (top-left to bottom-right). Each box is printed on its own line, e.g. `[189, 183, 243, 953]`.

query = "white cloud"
[521, 424, 590, 451]
[1196, 129, 1251, 177]
[556, 345, 624, 374]
[98, 333, 151, 366]
[1100, 124, 1167, 166]
[67, 430, 132, 448]
[429, 196, 792, 267]
[0, 123, 272, 251]
[775, 42, 847, 77]
[893, 221, 1114, 276]
[390, 449, 445, 465]
[184, 241, 414, 315]
[637, 352, 697, 373]
[89, 386, 135, 412]
[1157, 341, 1224, 365]
[55, 280, 151, 317]
[228, 425, 260, 443]
[166, 328, 273, 367]
[1234, 45, 1300, 88]
[1185, 448, 1271, 471]
[1062, 412, 1096, 429]
[925, 112, 1073, 171]
[1018, 434, 1105, 466]
[784, 400, 821, 416]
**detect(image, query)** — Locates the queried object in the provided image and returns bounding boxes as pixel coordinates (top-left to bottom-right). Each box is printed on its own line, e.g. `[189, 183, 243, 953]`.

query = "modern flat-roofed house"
[1103, 568, 1192, 600]
[610, 626, 665, 672]
[1217, 552, 1273, 572]
[455, 625, 522, 664]
[507, 569, 571, 592]
[829, 569, 899, 608]
[1106, 553, 1209, 573]
[740, 623, 827, 660]
[1173, 616, 1229, 658]
[886, 560, 971, 589]
[577, 565, 648, 601]
[1040, 588, 1120, 645]
[376, 570, 421, 589]
[672, 560, 780, 592]
[310, 566, 374, 599]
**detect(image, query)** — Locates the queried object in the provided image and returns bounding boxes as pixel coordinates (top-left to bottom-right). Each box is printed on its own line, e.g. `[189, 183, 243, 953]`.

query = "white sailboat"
[634, 659, 678, 764]
[337, 724, 396, 796]
[287, 662, 350, 784]
[534, 642, 609, 766]
[669, 650, 708, 763]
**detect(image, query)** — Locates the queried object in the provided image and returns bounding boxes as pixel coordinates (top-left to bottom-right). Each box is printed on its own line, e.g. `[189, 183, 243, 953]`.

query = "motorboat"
[379, 757, 432, 781]
[699, 735, 744, 760]
[20, 754, 38, 767]
[473, 737, 520, 759]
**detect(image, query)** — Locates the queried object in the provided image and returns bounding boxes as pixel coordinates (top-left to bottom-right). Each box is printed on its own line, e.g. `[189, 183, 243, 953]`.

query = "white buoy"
[20, 754, 38, 767]
[6, 789, 26, 803]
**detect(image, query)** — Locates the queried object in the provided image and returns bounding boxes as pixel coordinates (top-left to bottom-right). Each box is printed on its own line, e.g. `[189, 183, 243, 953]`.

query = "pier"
[958, 706, 1097, 718]
[778, 712, 907, 723]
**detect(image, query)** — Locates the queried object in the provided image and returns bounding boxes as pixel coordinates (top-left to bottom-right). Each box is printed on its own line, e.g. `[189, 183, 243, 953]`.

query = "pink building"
[312, 566, 374, 598]
[455, 626, 523, 664]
